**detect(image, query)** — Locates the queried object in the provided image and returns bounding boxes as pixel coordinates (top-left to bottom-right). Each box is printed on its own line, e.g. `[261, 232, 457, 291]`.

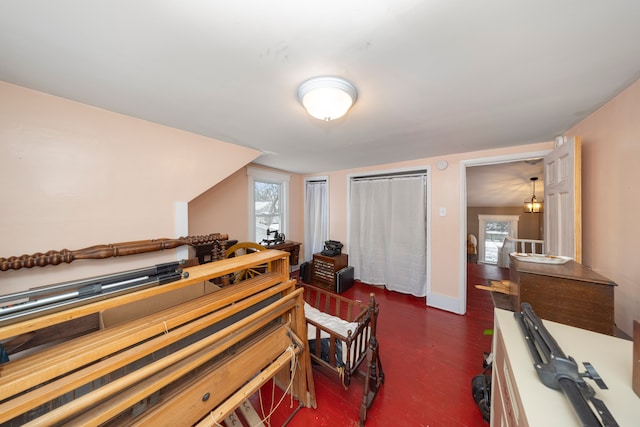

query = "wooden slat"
[237, 400, 266, 427]
[65, 325, 297, 427]
[18, 291, 302, 426]
[0, 247, 316, 426]
[0, 273, 290, 404]
[0, 281, 297, 422]
[274, 291, 314, 408]
[475, 280, 514, 295]
[2, 313, 99, 354]
[0, 249, 290, 341]
[223, 412, 243, 427]
[195, 348, 298, 427]
[2, 272, 280, 382]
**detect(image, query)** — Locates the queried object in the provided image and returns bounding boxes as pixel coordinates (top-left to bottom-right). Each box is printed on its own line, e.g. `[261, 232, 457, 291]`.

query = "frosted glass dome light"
[297, 77, 358, 121]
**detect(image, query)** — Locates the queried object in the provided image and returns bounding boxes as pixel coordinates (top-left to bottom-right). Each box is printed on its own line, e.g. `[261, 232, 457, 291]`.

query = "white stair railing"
[498, 236, 545, 267]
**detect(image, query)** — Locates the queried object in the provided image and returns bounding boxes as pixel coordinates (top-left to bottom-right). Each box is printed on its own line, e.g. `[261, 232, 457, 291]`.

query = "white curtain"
[304, 180, 328, 261]
[349, 174, 427, 296]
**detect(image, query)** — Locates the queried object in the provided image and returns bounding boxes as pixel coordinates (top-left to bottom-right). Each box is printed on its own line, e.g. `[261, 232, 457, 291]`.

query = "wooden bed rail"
[0, 233, 229, 271]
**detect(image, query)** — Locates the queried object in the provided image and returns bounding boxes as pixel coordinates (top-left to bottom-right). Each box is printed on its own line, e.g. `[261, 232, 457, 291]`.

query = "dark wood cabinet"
[311, 253, 348, 291]
[264, 241, 301, 265]
[509, 255, 616, 335]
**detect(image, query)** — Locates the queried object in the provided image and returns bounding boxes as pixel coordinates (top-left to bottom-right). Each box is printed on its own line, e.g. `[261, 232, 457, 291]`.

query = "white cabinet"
[491, 308, 638, 426]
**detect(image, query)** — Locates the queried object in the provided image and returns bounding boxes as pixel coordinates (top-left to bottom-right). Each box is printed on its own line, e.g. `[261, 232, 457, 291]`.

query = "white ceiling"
[466, 159, 544, 207]
[1, 1, 640, 176]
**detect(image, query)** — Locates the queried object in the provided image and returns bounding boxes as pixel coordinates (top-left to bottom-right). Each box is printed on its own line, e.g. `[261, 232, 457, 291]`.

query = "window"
[478, 214, 519, 264]
[247, 167, 289, 243]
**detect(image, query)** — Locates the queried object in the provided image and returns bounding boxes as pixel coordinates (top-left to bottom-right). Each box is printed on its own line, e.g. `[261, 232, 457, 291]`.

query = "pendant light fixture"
[524, 177, 543, 213]
[297, 76, 358, 121]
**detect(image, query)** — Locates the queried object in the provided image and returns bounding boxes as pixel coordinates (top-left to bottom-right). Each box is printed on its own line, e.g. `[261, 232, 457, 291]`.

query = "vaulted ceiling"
[1, 1, 640, 175]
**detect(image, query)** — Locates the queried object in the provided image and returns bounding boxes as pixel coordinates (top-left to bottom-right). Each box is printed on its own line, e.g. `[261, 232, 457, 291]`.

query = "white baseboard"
[427, 292, 464, 314]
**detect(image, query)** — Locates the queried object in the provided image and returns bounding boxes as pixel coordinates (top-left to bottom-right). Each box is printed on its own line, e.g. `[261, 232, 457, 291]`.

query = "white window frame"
[478, 214, 519, 264]
[247, 166, 290, 243]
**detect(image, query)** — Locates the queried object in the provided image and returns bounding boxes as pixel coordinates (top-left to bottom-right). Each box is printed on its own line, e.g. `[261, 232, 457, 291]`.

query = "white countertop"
[494, 308, 639, 426]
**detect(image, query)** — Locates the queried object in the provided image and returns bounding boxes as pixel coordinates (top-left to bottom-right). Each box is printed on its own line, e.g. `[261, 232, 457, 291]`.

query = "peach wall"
[188, 164, 305, 246]
[289, 173, 305, 246]
[189, 168, 250, 240]
[567, 78, 640, 335]
[0, 81, 260, 294]
[306, 142, 553, 313]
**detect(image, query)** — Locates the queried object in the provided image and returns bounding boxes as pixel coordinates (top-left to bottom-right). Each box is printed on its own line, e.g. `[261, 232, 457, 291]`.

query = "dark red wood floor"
[251, 263, 508, 426]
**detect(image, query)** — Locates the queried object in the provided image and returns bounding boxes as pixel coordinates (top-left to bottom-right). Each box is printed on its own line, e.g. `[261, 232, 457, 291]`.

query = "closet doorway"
[348, 169, 429, 297]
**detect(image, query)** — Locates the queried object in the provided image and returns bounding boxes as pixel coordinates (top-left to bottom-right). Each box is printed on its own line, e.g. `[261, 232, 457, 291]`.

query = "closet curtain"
[304, 180, 328, 261]
[349, 174, 427, 297]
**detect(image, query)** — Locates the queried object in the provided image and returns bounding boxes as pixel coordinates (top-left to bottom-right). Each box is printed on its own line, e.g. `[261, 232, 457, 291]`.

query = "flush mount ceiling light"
[297, 76, 358, 121]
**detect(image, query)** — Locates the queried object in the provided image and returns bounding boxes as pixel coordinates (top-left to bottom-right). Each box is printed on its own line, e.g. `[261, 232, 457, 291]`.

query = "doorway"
[459, 150, 550, 314]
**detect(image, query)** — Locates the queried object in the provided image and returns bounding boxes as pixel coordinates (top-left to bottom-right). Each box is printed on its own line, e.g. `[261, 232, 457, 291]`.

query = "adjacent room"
[2, 2, 640, 426]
